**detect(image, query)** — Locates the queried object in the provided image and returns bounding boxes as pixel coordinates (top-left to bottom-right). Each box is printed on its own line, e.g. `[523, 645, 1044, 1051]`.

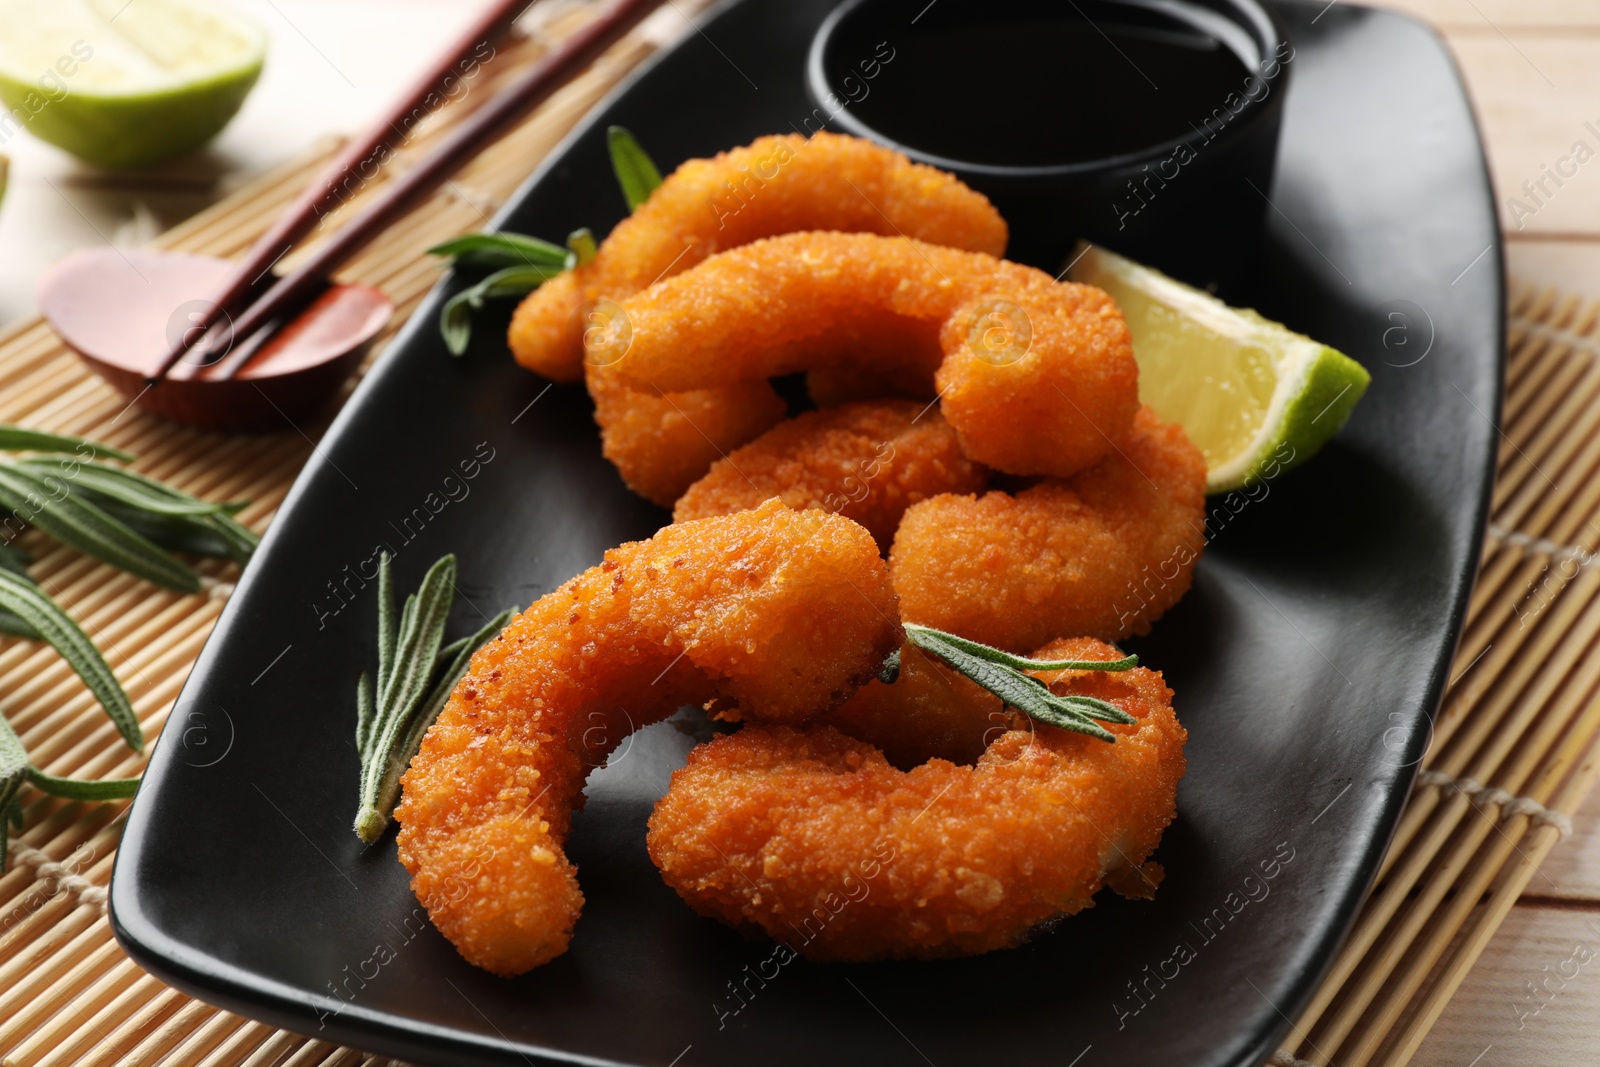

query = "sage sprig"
[0, 465, 200, 592]
[27, 765, 141, 800]
[608, 125, 663, 210]
[0, 451, 258, 592]
[0, 425, 256, 748]
[0, 425, 251, 870]
[0, 547, 36, 638]
[429, 125, 663, 355]
[895, 623, 1140, 743]
[431, 225, 606, 356]
[26, 459, 244, 517]
[0, 713, 24, 870]
[353, 553, 512, 843]
[0, 426, 132, 461]
[50, 457, 257, 565]
[80, 489, 258, 569]
[0, 568, 143, 751]
[427, 232, 572, 270]
[437, 262, 570, 356]
[566, 227, 597, 266]
[0, 711, 138, 871]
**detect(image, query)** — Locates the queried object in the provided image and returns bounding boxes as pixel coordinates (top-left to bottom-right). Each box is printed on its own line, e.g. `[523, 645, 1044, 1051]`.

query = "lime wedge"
[1069, 242, 1371, 493]
[0, 0, 266, 169]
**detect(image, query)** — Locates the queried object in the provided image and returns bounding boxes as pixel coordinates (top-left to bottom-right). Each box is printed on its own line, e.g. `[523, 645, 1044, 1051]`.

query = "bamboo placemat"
[0, 4, 1595, 1064]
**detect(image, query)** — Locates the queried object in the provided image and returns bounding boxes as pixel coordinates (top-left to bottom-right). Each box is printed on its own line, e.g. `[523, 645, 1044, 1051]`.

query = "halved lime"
[0, 0, 266, 169]
[1070, 242, 1371, 493]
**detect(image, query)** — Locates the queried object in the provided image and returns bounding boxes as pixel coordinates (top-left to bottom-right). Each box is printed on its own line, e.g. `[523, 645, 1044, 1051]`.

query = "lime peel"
[0, 0, 265, 169]
[1070, 242, 1371, 494]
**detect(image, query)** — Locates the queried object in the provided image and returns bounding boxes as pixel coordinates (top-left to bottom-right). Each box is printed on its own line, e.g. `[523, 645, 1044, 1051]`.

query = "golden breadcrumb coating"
[587, 368, 788, 508]
[890, 407, 1207, 652]
[508, 131, 1007, 382]
[607, 232, 1139, 478]
[508, 270, 583, 382]
[509, 132, 1006, 506]
[395, 501, 901, 976]
[820, 636, 1146, 771]
[647, 637, 1186, 960]
[673, 400, 988, 547]
[818, 639, 1003, 767]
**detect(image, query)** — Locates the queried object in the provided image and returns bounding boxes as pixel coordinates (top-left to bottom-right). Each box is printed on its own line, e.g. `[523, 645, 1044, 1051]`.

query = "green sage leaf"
[26, 766, 140, 800]
[566, 227, 597, 266]
[427, 232, 571, 270]
[1044, 692, 1136, 725]
[1017, 701, 1117, 742]
[17, 459, 238, 517]
[903, 623, 1136, 673]
[0, 569, 142, 751]
[437, 265, 564, 357]
[0, 548, 37, 639]
[80, 493, 255, 568]
[355, 671, 377, 757]
[0, 713, 26, 870]
[439, 291, 476, 357]
[377, 556, 456, 713]
[376, 552, 396, 698]
[608, 125, 663, 211]
[0, 425, 132, 462]
[357, 556, 457, 842]
[0, 544, 32, 577]
[899, 623, 1141, 744]
[354, 555, 512, 844]
[0, 465, 199, 593]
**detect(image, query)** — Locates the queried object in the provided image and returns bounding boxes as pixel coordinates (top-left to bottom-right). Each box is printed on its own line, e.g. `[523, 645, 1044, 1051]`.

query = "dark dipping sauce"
[841, 2, 1258, 167]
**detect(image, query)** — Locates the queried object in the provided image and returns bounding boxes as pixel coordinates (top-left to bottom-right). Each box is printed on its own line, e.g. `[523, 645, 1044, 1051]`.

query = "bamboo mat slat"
[0, 4, 1594, 1065]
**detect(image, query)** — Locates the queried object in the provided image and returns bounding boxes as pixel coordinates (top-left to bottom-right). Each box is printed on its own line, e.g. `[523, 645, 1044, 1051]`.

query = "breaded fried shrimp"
[673, 401, 988, 547]
[542, 133, 1008, 506]
[587, 370, 788, 508]
[820, 635, 1144, 771]
[395, 501, 901, 976]
[818, 640, 1002, 766]
[647, 637, 1185, 960]
[890, 407, 1207, 652]
[605, 232, 1140, 478]
[508, 131, 1008, 382]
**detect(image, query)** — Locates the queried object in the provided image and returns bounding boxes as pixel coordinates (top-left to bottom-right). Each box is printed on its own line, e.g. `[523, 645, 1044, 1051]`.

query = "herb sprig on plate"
[353, 553, 513, 843]
[428, 125, 663, 356]
[890, 623, 1140, 743]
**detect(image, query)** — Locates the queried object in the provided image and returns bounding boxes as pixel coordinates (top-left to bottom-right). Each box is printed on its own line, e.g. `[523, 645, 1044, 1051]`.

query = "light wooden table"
[1365, 3, 1600, 1063]
[0, 0, 1594, 1063]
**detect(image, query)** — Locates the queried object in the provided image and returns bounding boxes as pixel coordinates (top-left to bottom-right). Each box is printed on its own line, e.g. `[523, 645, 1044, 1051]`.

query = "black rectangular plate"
[111, 2, 1503, 1065]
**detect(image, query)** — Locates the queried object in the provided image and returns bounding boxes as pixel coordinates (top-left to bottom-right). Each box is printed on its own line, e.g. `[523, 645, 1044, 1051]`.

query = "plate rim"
[107, 2, 1507, 1064]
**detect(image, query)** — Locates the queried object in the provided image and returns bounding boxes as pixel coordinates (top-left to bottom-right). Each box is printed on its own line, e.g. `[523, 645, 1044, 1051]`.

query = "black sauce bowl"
[806, 0, 1292, 290]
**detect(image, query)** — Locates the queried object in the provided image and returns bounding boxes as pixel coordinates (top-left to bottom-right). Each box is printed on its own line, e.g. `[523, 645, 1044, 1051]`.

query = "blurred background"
[0, 0, 539, 324]
[2, 1, 1598, 324]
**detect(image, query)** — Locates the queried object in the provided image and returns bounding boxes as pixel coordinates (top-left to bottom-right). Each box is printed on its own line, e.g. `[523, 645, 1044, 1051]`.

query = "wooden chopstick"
[148, 0, 535, 383]
[181, 0, 670, 385]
